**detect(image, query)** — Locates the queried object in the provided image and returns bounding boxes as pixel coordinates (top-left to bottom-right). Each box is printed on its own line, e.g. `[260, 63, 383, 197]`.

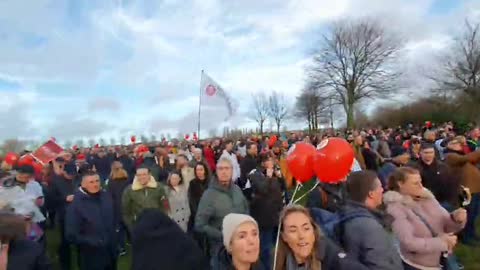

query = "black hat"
[16, 164, 35, 175]
[391, 146, 408, 157]
[131, 209, 209, 270]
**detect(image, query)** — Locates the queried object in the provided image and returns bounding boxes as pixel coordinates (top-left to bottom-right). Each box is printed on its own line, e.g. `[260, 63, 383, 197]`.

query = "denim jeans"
[464, 193, 480, 240]
[259, 228, 275, 270]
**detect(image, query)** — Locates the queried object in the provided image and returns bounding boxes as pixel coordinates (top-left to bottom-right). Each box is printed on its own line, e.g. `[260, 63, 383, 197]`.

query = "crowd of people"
[0, 122, 479, 270]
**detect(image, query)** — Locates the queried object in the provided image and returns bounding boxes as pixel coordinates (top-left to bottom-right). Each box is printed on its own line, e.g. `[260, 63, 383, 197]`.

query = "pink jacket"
[383, 189, 465, 269]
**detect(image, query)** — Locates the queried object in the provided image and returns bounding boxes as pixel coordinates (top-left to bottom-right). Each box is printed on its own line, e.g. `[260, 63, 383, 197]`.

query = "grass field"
[45, 181, 480, 269]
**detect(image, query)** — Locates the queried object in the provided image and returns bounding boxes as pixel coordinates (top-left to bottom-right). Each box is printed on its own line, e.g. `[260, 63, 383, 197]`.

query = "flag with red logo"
[200, 72, 235, 121]
[32, 140, 64, 164]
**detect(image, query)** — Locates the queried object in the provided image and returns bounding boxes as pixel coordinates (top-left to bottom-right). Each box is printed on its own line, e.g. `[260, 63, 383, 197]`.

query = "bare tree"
[267, 91, 289, 134]
[88, 138, 96, 147]
[295, 83, 328, 132]
[64, 140, 73, 149]
[308, 18, 403, 128]
[431, 20, 480, 105]
[119, 137, 126, 146]
[140, 135, 149, 143]
[208, 128, 217, 138]
[110, 138, 117, 146]
[76, 139, 85, 148]
[150, 134, 157, 143]
[99, 138, 107, 146]
[249, 93, 269, 135]
[0, 139, 27, 153]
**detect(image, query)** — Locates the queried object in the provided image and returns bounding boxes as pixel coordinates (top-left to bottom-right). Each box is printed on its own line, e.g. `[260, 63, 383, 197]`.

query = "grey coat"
[341, 201, 403, 270]
[194, 178, 249, 251]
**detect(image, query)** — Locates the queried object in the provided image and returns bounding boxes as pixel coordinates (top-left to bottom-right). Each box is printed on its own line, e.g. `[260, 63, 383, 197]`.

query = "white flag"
[200, 72, 235, 121]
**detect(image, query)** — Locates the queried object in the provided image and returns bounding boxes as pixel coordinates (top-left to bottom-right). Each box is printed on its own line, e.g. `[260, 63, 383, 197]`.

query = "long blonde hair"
[110, 161, 128, 180]
[275, 205, 322, 270]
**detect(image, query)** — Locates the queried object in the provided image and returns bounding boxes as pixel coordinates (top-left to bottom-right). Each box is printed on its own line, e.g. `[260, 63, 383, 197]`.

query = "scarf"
[286, 251, 308, 270]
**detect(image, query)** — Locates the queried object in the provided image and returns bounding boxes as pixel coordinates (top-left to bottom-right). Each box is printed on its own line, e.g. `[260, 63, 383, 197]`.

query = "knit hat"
[222, 214, 258, 250]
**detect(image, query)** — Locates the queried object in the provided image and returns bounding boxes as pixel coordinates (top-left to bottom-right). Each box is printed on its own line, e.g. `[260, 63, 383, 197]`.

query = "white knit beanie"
[222, 213, 258, 250]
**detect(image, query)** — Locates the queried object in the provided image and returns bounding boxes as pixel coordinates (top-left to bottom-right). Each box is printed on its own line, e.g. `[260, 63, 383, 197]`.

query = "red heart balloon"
[4, 152, 19, 166]
[313, 138, 355, 184]
[131, 136, 136, 143]
[286, 142, 316, 183]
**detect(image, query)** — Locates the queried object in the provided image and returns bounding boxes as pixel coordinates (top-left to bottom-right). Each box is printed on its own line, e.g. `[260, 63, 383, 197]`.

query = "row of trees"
[249, 91, 289, 135]
[250, 18, 479, 132]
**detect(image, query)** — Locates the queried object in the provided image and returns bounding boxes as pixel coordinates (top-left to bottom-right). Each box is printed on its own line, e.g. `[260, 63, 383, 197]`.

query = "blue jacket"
[377, 162, 398, 188]
[65, 188, 116, 251]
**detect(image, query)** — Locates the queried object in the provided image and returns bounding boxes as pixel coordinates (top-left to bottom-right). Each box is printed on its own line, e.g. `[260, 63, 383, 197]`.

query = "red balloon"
[131, 136, 136, 143]
[268, 135, 278, 147]
[286, 142, 316, 183]
[4, 152, 19, 166]
[313, 138, 355, 184]
[185, 134, 190, 140]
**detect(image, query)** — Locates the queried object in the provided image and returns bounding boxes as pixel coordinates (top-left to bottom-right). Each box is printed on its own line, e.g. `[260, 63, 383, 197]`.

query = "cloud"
[46, 115, 115, 139]
[88, 97, 121, 112]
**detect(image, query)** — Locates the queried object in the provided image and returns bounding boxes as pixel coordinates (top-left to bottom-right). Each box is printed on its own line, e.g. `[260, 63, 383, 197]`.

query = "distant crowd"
[0, 122, 479, 270]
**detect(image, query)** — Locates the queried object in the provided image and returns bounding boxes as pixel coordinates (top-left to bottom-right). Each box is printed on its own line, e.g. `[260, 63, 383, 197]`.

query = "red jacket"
[203, 147, 216, 172]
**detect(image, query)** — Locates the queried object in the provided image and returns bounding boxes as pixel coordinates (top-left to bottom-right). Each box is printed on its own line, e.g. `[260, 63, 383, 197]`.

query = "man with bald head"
[65, 171, 116, 270]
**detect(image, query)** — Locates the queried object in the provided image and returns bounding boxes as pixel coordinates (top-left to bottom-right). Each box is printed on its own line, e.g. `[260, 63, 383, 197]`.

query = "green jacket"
[194, 178, 249, 247]
[122, 176, 168, 230]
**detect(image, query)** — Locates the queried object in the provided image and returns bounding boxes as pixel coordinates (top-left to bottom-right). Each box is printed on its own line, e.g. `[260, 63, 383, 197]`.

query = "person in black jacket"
[188, 163, 210, 230]
[107, 161, 130, 256]
[50, 157, 77, 270]
[239, 142, 259, 199]
[415, 143, 461, 210]
[249, 155, 287, 270]
[92, 150, 112, 183]
[132, 209, 209, 270]
[0, 211, 51, 270]
[65, 171, 116, 270]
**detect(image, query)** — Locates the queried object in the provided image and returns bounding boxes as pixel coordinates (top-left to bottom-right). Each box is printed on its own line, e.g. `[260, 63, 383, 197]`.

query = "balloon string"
[293, 181, 320, 205]
[273, 183, 302, 270]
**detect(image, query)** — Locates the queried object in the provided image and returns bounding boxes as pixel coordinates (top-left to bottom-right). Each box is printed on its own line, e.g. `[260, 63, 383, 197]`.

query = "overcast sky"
[0, 0, 479, 144]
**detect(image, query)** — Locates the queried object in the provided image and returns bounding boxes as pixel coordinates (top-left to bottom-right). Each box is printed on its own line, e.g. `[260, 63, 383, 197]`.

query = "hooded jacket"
[220, 150, 241, 181]
[445, 149, 480, 194]
[132, 209, 209, 270]
[194, 177, 249, 249]
[341, 201, 403, 270]
[65, 188, 116, 250]
[383, 189, 465, 269]
[122, 175, 169, 230]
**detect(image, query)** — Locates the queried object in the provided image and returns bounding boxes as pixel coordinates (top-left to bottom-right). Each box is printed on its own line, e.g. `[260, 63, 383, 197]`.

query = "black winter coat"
[415, 159, 461, 206]
[50, 173, 77, 221]
[65, 188, 116, 270]
[188, 178, 209, 226]
[107, 177, 130, 225]
[92, 156, 112, 180]
[7, 239, 51, 270]
[117, 155, 136, 182]
[249, 169, 286, 229]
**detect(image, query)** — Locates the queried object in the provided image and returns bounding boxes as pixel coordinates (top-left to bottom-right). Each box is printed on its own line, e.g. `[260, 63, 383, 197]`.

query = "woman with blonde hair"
[274, 205, 367, 270]
[107, 161, 129, 256]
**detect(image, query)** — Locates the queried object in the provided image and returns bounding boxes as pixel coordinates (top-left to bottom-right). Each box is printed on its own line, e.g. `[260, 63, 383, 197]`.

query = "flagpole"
[198, 70, 204, 140]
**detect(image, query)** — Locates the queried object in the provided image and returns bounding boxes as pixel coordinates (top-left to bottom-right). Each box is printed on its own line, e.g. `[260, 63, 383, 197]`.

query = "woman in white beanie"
[217, 213, 264, 270]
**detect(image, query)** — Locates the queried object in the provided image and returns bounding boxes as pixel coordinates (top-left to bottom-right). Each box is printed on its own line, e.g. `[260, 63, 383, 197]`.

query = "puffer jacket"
[216, 247, 265, 270]
[383, 189, 465, 269]
[341, 201, 403, 270]
[195, 177, 249, 250]
[122, 175, 169, 230]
